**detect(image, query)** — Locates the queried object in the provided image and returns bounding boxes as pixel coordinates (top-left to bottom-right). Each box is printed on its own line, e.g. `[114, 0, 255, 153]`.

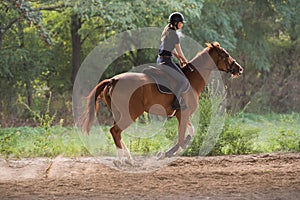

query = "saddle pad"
[143, 66, 174, 94]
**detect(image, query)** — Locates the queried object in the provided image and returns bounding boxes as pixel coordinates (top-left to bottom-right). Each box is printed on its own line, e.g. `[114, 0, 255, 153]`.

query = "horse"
[79, 42, 243, 165]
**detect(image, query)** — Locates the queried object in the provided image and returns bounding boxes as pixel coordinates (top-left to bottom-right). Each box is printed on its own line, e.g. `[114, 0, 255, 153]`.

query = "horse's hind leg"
[110, 123, 132, 166]
[109, 95, 144, 166]
[110, 123, 122, 149]
[110, 123, 131, 165]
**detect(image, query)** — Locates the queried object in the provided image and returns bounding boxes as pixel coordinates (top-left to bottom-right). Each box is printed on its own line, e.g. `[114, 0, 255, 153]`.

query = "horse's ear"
[205, 42, 212, 48]
[205, 42, 220, 49]
[213, 41, 220, 47]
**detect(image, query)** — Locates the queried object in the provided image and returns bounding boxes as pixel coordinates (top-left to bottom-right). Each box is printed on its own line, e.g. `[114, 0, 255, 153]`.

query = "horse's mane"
[186, 42, 219, 65]
[183, 41, 221, 71]
[196, 41, 220, 57]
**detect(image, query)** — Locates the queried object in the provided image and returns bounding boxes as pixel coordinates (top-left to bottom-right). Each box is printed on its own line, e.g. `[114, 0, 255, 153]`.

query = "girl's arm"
[175, 44, 188, 65]
[172, 51, 180, 60]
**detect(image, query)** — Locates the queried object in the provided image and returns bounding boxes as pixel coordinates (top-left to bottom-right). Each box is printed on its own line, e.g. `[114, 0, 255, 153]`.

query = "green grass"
[239, 112, 300, 153]
[82, 119, 178, 157]
[206, 112, 300, 156]
[0, 113, 299, 158]
[0, 126, 89, 158]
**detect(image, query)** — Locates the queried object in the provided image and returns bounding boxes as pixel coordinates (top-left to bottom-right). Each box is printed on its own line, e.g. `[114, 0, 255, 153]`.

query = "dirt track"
[0, 153, 299, 200]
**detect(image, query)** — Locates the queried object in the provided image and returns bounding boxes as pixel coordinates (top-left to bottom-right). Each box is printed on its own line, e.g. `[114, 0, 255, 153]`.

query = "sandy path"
[0, 153, 299, 199]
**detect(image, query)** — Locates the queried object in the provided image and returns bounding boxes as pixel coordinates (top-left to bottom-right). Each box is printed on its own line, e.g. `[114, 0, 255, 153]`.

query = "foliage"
[19, 92, 56, 130]
[189, 0, 242, 50]
[0, 0, 299, 127]
[210, 115, 260, 155]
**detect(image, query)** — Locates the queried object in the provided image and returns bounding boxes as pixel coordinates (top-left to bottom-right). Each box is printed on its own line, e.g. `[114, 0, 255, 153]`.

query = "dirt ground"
[0, 153, 299, 200]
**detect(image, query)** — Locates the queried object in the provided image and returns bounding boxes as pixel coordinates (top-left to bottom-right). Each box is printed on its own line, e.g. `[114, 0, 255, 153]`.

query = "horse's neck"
[188, 49, 215, 95]
[190, 49, 215, 73]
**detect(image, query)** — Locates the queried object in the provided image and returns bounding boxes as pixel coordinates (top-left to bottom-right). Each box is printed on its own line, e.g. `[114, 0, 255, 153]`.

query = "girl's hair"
[161, 23, 171, 41]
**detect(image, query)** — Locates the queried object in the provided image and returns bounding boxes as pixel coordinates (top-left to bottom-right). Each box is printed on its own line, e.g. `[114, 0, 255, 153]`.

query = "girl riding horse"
[80, 40, 244, 165]
[157, 12, 189, 110]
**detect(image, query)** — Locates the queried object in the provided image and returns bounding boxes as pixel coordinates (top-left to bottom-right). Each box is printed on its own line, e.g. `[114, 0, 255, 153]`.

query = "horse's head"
[206, 42, 244, 78]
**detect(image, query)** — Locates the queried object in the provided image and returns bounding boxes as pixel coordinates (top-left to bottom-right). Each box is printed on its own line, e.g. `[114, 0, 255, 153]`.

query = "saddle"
[143, 65, 181, 94]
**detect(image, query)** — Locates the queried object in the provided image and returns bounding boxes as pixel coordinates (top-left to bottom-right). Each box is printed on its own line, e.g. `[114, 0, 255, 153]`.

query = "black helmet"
[168, 12, 185, 24]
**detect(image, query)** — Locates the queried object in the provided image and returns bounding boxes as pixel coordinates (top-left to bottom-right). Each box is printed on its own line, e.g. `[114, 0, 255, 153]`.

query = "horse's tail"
[80, 79, 112, 134]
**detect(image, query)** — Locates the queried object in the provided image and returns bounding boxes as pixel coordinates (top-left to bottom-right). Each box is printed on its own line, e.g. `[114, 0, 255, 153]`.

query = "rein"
[183, 62, 214, 73]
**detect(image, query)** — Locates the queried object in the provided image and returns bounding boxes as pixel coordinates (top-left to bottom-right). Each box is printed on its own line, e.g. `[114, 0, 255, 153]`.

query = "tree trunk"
[18, 20, 32, 106]
[71, 14, 82, 84]
[0, 34, 2, 49]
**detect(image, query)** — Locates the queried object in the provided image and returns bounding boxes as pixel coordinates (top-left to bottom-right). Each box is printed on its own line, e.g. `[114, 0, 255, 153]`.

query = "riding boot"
[171, 96, 187, 110]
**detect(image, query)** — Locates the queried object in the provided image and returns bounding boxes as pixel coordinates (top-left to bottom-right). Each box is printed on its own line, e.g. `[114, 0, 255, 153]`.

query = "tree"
[226, 0, 300, 113]
[1, 0, 299, 126]
[0, 0, 52, 112]
[68, 0, 204, 83]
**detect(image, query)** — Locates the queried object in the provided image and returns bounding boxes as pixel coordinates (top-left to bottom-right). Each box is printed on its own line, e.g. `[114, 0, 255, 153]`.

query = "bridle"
[210, 43, 237, 74]
[184, 43, 239, 74]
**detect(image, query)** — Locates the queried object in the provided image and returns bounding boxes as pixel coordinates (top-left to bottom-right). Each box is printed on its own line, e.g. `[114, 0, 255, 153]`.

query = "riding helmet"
[168, 12, 185, 24]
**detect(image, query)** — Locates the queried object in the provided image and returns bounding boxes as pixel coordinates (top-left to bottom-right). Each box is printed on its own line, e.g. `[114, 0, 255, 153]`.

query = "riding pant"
[157, 56, 189, 97]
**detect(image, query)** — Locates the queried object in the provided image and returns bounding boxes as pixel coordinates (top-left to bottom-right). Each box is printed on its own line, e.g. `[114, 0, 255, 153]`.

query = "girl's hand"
[181, 59, 188, 66]
[179, 60, 184, 67]
[179, 59, 188, 67]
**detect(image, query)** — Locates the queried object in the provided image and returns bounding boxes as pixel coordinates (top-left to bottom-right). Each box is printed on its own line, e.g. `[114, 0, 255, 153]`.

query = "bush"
[210, 116, 259, 155]
[183, 88, 213, 156]
[265, 113, 300, 152]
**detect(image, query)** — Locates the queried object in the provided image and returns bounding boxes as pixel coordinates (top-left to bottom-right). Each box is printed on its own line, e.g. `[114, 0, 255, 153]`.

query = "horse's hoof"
[156, 151, 166, 160]
[113, 160, 122, 168]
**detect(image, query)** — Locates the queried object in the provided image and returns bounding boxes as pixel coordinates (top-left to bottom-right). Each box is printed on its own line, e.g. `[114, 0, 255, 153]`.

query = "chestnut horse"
[80, 42, 243, 165]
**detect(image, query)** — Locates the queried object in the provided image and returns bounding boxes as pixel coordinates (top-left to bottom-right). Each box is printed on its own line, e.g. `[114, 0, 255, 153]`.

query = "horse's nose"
[239, 67, 244, 74]
[235, 61, 244, 74]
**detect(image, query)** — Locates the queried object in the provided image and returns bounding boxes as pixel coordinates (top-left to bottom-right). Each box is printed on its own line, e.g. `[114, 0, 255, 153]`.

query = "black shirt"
[158, 28, 179, 57]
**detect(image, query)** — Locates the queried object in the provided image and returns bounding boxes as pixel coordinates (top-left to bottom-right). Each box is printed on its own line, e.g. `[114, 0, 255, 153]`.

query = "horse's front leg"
[159, 113, 193, 158]
[121, 140, 133, 165]
[157, 121, 195, 159]
[181, 120, 195, 149]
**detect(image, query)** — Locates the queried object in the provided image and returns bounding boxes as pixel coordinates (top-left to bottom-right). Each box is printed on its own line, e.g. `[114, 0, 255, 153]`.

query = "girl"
[157, 12, 189, 110]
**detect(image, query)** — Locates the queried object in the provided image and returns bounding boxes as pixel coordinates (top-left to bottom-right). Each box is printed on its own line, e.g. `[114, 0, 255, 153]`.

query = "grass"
[238, 112, 300, 153]
[0, 113, 299, 158]
[0, 126, 89, 158]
